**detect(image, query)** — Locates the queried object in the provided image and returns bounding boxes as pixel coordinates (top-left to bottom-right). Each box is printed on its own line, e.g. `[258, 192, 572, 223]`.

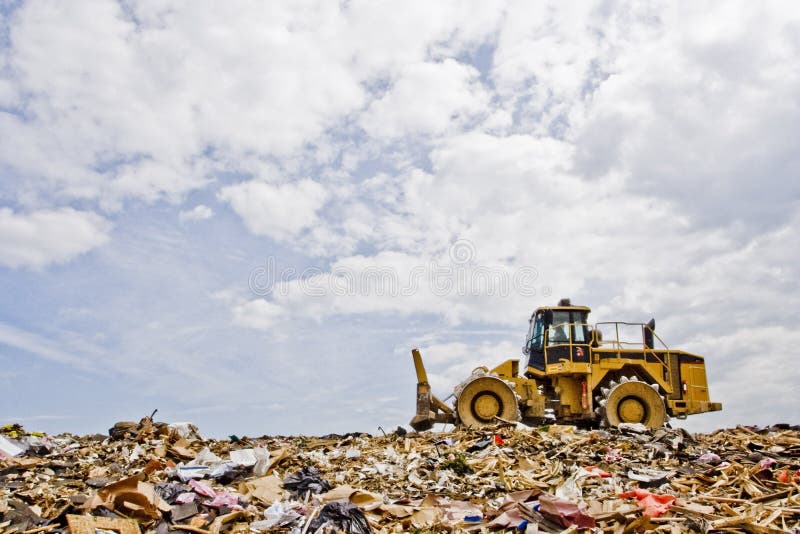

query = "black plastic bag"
[154, 482, 189, 504]
[309, 500, 371, 534]
[282, 466, 331, 496]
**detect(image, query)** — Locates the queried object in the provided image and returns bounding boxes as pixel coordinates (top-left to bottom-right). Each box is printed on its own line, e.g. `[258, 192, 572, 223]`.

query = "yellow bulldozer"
[410, 299, 721, 431]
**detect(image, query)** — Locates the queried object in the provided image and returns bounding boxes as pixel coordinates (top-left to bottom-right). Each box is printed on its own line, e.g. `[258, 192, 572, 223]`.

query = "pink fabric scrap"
[175, 492, 196, 504]
[205, 491, 241, 509]
[189, 479, 217, 498]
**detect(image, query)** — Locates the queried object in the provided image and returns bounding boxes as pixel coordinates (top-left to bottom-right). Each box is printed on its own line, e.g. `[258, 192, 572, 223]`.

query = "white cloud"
[231, 299, 284, 331]
[0, 208, 110, 269]
[107, 160, 210, 209]
[253, 130, 700, 323]
[179, 204, 214, 223]
[679, 325, 800, 431]
[0, 79, 15, 107]
[0, 0, 496, 211]
[218, 179, 328, 241]
[2, 0, 359, 207]
[0, 322, 87, 368]
[565, 4, 800, 228]
[339, 0, 501, 77]
[360, 59, 490, 139]
[2, 1, 799, 435]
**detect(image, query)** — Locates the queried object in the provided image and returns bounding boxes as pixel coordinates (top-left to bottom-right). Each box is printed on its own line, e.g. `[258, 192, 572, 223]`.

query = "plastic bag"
[250, 501, 302, 530]
[0, 435, 26, 457]
[282, 466, 331, 496]
[309, 500, 371, 534]
[253, 447, 270, 476]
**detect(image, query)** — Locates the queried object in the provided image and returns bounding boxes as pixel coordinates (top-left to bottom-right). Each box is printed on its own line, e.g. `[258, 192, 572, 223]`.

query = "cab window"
[547, 310, 588, 345]
[572, 311, 586, 342]
[529, 312, 544, 351]
[548, 311, 571, 345]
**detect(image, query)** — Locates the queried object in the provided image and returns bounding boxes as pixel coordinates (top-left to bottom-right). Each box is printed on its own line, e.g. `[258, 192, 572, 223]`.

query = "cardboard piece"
[67, 515, 140, 534]
[239, 475, 284, 505]
[88, 476, 170, 521]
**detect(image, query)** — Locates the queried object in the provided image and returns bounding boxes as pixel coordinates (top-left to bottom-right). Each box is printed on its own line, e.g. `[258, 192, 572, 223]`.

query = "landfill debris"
[1, 418, 799, 533]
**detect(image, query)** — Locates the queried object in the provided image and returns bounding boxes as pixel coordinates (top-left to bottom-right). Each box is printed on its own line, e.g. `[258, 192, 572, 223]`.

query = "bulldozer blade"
[411, 382, 435, 431]
[410, 349, 455, 431]
[410, 384, 455, 431]
[410, 420, 433, 431]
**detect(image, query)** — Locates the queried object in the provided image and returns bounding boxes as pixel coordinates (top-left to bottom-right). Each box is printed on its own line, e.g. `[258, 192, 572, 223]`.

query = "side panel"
[668, 362, 721, 416]
[552, 376, 592, 419]
[685, 364, 710, 402]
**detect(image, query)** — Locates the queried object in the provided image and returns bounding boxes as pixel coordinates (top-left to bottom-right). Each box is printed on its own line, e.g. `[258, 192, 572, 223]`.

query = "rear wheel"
[456, 376, 519, 427]
[598, 378, 666, 428]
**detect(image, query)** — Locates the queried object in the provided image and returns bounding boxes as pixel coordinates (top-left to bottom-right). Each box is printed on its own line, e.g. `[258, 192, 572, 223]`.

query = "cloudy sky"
[0, 1, 797, 437]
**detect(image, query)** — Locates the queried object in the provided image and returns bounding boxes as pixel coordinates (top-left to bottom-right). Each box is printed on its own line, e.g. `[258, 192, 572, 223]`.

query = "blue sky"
[0, 1, 798, 437]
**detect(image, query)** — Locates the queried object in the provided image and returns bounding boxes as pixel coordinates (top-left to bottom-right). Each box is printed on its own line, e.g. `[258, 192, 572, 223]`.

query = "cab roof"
[536, 305, 591, 312]
[533, 299, 591, 314]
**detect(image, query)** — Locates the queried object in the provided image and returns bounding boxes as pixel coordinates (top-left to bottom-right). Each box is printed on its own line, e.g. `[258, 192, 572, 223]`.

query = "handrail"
[541, 321, 673, 387]
[593, 321, 671, 352]
[592, 321, 672, 386]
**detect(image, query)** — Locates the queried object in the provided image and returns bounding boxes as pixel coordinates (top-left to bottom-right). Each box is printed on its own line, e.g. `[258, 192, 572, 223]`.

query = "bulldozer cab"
[524, 302, 591, 373]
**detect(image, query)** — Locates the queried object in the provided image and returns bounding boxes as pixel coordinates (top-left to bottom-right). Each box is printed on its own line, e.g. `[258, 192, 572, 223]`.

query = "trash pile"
[1, 417, 799, 533]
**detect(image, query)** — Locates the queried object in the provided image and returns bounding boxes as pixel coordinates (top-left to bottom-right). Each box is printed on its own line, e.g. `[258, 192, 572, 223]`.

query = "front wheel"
[599, 378, 666, 428]
[456, 376, 519, 427]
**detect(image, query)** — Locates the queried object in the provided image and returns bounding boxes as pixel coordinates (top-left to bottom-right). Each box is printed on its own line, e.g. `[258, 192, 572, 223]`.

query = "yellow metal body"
[409, 303, 721, 430]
